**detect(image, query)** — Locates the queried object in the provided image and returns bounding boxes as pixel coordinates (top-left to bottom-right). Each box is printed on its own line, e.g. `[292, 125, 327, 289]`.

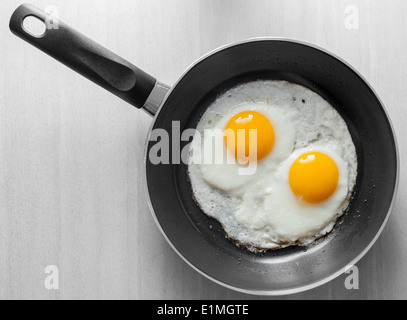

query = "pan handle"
[9, 4, 169, 116]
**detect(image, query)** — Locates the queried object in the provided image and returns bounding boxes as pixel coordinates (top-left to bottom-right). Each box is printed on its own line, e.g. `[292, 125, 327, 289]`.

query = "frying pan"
[10, 4, 399, 295]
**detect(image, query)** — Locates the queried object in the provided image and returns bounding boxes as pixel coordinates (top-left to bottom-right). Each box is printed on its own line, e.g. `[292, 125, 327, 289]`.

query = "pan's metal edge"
[142, 37, 400, 296]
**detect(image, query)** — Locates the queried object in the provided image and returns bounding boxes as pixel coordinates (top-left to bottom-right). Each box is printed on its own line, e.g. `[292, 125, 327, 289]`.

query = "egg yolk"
[224, 111, 275, 162]
[289, 152, 339, 204]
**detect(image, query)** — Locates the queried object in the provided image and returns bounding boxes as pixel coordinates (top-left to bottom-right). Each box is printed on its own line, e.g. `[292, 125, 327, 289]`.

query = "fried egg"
[188, 80, 358, 251]
[190, 103, 296, 192]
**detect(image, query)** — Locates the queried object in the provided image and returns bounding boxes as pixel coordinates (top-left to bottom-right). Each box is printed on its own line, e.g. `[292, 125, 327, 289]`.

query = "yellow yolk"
[289, 152, 339, 204]
[224, 111, 275, 162]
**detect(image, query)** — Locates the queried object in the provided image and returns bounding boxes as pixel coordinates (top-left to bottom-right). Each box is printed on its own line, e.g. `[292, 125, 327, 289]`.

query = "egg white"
[188, 80, 358, 251]
[192, 102, 296, 193]
[235, 146, 350, 248]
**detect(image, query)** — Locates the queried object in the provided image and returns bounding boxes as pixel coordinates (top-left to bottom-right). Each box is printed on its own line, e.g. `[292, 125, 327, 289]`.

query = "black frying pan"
[10, 4, 399, 295]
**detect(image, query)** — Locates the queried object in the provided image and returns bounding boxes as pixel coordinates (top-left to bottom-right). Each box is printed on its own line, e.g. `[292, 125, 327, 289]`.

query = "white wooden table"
[0, 0, 406, 300]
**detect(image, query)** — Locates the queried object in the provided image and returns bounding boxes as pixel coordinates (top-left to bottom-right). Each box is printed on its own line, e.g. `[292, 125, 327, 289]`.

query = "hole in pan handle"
[22, 15, 47, 38]
[9, 4, 170, 116]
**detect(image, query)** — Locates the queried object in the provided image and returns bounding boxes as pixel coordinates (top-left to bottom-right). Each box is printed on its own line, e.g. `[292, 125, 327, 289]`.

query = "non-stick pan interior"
[146, 40, 398, 294]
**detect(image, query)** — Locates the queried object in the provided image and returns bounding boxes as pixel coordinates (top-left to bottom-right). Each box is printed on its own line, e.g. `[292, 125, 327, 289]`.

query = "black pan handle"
[10, 4, 158, 110]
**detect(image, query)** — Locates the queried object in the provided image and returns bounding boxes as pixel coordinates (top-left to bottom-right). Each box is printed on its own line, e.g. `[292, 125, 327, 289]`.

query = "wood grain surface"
[0, 0, 406, 300]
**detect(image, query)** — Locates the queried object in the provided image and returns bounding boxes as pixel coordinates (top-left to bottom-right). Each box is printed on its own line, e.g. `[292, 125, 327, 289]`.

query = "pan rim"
[142, 37, 400, 296]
